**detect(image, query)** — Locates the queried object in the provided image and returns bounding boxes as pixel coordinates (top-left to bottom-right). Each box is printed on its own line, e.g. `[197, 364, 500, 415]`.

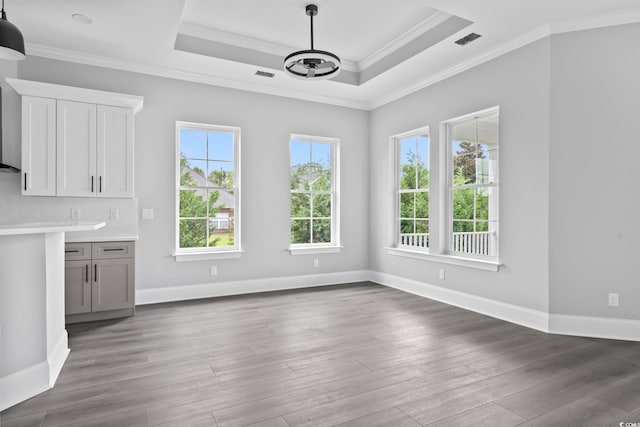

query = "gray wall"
[369, 39, 552, 313]
[549, 23, 640, 319]
[0, 56, 369, 291]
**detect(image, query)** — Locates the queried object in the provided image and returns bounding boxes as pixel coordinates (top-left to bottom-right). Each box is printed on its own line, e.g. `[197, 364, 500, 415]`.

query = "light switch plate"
[142, 209, 154, 220]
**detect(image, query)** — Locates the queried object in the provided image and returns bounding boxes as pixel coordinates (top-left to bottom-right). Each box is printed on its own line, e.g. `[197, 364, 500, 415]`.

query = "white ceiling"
[8, 0, 640, 110]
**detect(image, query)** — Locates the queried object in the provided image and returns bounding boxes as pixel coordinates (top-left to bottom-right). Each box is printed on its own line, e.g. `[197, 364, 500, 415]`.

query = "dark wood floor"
[2, 282, 640, 427]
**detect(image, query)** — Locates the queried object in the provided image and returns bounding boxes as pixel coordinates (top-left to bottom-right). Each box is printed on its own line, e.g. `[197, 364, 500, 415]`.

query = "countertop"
[0, 221, 106, 236]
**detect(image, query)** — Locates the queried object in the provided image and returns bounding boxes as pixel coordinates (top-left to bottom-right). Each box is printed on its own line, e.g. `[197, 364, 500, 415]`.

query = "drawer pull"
[103, 248, 125, 252]
[85, 264, 89, 283]
[65, 249, 80, 253]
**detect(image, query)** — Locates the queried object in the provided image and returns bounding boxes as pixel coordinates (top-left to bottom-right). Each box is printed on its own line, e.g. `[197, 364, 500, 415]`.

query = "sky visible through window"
[180, 129, 234, 174]
[399, 135, 429, 171]
[291, 139, 331, 167]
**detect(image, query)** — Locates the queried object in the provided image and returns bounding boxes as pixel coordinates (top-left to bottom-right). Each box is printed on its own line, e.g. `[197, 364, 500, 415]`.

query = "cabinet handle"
[24, 173, 27, 191]
[103, 248, 124, 252]
[91, 176, 94, 192]
[99, 176, 102, 193]
[65, 249, 80, 253]
[85, 264, 89, 283]
[94, 263, 97, 282]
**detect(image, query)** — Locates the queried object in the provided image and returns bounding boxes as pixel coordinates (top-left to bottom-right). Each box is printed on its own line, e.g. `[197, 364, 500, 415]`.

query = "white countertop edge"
[65, 234, 139, 243]
[0, 221, 106, 236]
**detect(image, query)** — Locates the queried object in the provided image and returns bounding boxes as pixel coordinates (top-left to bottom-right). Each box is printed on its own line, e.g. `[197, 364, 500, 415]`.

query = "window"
[394, 127, 430, 250]
[447, 107, 499, 259]
[175, 122, 240, 256]
[290, 135, 339, 250]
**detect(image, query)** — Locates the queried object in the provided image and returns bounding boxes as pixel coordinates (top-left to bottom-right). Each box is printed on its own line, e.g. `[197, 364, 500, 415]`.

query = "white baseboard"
[136, 270, 370, 305]
[549, 314, 640, 342]
[0, 362, 49, 412]
[0, 332, 69, 411]
[369, 270, 640, 342]
[48, 330, 69, 386]
[369, 271, 550, 332]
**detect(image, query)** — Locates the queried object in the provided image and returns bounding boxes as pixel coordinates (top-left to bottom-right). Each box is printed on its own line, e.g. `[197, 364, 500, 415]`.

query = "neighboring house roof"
[184, 167, 235, 209]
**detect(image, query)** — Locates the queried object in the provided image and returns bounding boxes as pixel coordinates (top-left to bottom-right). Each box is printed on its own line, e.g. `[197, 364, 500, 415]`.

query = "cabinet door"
[57, 100, 97, 197]
[65, 260, 91, 314]
[21, 96, 56, 196]
[97, 106, 133, 198]
[92, 259, 134, 312]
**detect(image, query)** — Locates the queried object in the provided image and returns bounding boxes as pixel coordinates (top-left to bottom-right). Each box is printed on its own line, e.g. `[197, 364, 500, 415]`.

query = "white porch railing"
[400, 231, 495, 256]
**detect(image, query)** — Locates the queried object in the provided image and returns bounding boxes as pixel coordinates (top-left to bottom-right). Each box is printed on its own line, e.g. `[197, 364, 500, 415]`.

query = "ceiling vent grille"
[455, 33, 482, 46]
[255, 70, 275, 78]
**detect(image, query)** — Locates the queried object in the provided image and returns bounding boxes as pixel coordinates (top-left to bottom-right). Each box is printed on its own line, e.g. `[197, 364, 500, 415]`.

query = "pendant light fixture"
[0, 0, 25, 60]
[284, 4, 340, 80]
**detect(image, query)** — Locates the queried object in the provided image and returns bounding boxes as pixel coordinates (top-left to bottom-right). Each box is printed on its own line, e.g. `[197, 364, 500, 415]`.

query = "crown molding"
[358, 11, 453, 72]
[24, 43, 369, 111]
[368, 24, 552, 110]
[550, 7, 640, 34]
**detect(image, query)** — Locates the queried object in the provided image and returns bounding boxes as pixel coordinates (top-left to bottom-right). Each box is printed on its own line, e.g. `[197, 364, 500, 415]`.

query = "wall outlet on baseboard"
[608, 293, 619, 307]
[439, 269, 446, 280]
[210, 266, 217, 276]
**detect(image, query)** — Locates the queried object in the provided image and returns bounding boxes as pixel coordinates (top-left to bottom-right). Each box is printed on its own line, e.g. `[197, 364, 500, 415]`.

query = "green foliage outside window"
[290, 160, 332, 244]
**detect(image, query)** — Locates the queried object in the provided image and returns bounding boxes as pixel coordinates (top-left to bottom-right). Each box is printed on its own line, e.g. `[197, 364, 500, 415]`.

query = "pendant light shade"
[0, 1, 25, 61]
[284, 4, 340, 80]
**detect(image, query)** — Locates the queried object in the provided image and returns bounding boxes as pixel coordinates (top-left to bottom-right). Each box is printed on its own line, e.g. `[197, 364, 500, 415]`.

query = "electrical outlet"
[70, 208, 80, 220]
[142, 209, 154, 220]
[439, 269, 446, 280]
[210, 266, 217, 276]
[313, 258, 319, 268]
[109, 209, 119, 220]
[608, 293, 619, 307]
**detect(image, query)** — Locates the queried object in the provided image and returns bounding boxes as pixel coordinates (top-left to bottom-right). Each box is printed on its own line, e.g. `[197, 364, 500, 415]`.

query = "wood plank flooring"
[2, 282, 640, 426]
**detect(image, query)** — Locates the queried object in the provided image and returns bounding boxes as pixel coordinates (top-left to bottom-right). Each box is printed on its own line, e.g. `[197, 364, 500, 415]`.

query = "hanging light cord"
[1, 0, 6, 20]
[309, 10, 314, 50]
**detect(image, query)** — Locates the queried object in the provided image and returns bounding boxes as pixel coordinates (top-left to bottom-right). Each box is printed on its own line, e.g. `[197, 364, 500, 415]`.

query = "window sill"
[172, 250, 244, 262]
[289, 246, 343, 256]
[385, 247, 500, 272]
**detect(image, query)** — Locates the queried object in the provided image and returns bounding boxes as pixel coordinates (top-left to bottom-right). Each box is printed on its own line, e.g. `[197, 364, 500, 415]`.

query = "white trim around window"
[173, 121, 242, 261]
[289, 133, 341, 255]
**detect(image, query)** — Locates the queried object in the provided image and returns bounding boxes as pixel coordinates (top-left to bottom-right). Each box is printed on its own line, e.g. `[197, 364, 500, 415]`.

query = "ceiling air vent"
[455, 33, 482, 46]
[255, 70, 275, 78]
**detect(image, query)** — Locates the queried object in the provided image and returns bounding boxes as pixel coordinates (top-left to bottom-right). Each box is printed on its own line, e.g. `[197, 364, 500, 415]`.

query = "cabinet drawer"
[92, 241, 134, 259]
[65, 243, 92, 260]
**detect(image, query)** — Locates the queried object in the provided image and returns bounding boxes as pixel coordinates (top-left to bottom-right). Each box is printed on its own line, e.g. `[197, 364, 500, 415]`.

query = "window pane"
[179, 219, 207, 248]
[399, 137, 417, 190]
[399, 192, 414, 219]
[452, 151, 476, 185]
[207, 161, 234, 187]
[475, 188, 489, 220]
[415, 220, 429, 234]
[417, 136, 429, 188]
[477, 114, 499, 147]
[208, 132, 234, 161]
[400, 219, 414, 234]
[312, 219, 331, 243]
[291, 140, 311, 168]
[180, 129, 206, 159]
[311, 166, 331, 191]
[453, 220, 474, 232]
[291, 219, 310, 244]
[476, 221, 489, 232]
[452, 188, 474, 220]
[180, 159, 207, 187]
[311, 142, 331, 169]
[291, 193, 310, 218]
[180, 189, 207, 217]
[312, 194, 331, 217]
[415, 191, 429, 219]
[208, 196, 234, 248]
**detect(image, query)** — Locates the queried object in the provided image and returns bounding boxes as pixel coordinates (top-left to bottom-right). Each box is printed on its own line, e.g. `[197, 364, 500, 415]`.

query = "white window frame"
[289, 134, 341, 255]
[173, 121, 242, 262]
[445, 106, 500, 262]
[393, 126, 430, 252]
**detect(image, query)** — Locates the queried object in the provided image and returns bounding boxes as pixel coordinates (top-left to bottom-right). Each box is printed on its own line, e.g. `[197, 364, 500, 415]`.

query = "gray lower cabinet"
[65, 241, 135, 323]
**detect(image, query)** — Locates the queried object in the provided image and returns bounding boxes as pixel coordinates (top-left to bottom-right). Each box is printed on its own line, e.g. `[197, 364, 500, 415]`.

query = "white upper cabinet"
[6, 78, 143, 199]
[21, 96, 56, 196]
[97, 106, 134, 198]
[57, 100, 97, 197]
